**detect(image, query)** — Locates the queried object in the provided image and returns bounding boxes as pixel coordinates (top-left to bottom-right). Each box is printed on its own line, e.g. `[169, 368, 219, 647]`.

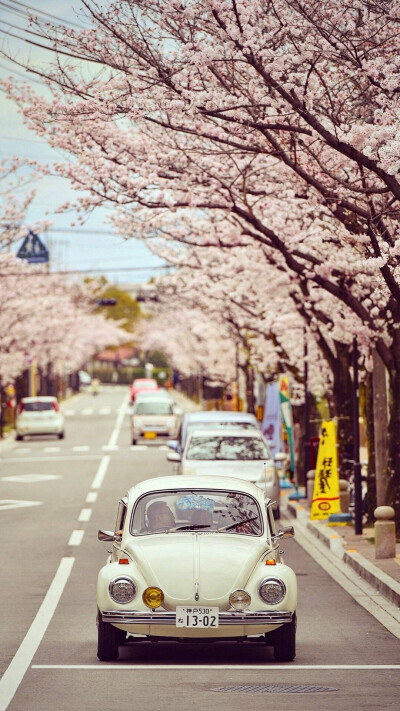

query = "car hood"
[126, 534, 268, 606]
[182, 460, 268, 482]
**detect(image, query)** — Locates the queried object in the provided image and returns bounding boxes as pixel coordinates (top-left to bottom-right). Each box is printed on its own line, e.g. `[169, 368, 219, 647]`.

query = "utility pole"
[304, 327, 310, 478]
[352, 337, 363, 534]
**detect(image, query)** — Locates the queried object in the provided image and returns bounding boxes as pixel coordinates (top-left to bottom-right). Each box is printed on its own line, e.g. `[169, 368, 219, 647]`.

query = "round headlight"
[229, 589, 251, 611]
[109, 577, 136, 604]
[142, 586, 164, 609]
[258, 578, 286, 604]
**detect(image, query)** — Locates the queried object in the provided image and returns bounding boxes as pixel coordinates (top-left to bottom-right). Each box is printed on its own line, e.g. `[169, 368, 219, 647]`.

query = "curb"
[286, 501, 400, 608]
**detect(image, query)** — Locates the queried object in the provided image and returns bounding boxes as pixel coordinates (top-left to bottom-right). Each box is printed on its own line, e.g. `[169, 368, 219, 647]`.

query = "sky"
[0, 0, 166, 286]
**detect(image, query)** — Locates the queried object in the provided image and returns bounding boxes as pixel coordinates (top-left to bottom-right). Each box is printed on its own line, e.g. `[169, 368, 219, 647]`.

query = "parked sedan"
[97, 475, 297, 661]
[15, 396, 65, 440]
[130, 398, 181, 445]
[167, 427, 282, 518]
[167, 410, 259, 453]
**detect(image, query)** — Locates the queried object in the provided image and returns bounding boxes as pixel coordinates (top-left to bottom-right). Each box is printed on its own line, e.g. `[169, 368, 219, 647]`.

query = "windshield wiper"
[165, 524, 212, 533]
[216, 516, 258, 532]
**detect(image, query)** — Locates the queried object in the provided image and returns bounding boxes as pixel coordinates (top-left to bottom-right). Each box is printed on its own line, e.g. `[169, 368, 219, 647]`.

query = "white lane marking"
[159, 445, 169, 451]
[14, 448, 31, 453]
[78, 508, 92, 522]
[1, 474, 61, 483]
[106, 393, 130, 449]
[31, 664, 400, 671]
[86, 492, 98, 504]
[73, 446, 90, 452]
[130, 445, 148, 451]
[64, 410, 75, 417]
[0, 557, 75, 711]
[0, 499, 42, 511]
[43, 447, 61, 453]
[102, 445, 119, 451]
[91, 456, 110, 490]
[100, 408, 111, 415]
[82, 409, 93, 415]
[68, 530, 84, 546]
[0, 456, 102, 463]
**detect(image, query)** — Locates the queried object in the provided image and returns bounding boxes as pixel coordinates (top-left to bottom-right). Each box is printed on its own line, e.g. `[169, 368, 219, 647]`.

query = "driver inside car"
[146, 501, 176, 531]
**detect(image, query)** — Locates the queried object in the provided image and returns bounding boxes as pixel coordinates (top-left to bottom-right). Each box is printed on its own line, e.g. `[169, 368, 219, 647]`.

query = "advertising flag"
[310, 420, 341, 520]
[279, 376, 295, 475]
[261, 382, 282, 456]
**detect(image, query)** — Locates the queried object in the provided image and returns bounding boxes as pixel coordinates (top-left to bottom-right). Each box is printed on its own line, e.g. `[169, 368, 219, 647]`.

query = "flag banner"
[310, 420, 341, 520]
[261, 381, 282, 456]
[279, 376, 295, 475]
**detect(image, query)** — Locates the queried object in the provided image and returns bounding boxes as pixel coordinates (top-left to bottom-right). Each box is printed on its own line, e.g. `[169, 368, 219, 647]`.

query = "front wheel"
[131, 437, 137, 446]
[273, 612, 296, 662]
[97, 612, 125, 661]
[58, 432, 65, 440]
[15, 433, 23, 441]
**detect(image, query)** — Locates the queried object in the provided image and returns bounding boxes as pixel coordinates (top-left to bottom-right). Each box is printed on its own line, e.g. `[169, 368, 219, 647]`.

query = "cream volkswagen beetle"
[97, 475, 297, 661]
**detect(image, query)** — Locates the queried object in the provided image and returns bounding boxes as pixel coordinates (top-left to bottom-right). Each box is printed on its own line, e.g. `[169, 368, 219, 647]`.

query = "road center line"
[78, 508, 92, 522]
[0, 558, 75, 711]
[30, 664, 400, 671]
[106, 394, 130, 449]
[91, 456, 110, 490]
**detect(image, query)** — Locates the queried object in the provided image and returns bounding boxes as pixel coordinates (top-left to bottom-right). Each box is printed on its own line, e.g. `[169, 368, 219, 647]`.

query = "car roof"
[128, 474, 268, 501]
[21, 396, 58, 402]
[186, 427, 264, 439]
[183, 411, 257, 423]
[132, 378, 158, 385]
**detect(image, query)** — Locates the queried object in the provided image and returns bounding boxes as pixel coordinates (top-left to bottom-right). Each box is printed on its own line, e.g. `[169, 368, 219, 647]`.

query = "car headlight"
[229, 589, 251, 610]
[258, 578, 286, 604]
[142, 586, 164, 609]
[109, 576, 137, 604]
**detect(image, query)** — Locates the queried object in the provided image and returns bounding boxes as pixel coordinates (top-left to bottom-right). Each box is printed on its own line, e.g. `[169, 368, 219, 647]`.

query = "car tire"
[273, 612, 296, 662]
[58, 432, 65, 440]
[97, 613, 125, 661]
[131, 437, 137, 446]
[15, 433, 23, 441]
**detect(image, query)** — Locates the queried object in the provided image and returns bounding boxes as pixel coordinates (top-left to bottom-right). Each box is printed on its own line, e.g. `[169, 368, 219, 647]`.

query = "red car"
[130, 377, 159, 402]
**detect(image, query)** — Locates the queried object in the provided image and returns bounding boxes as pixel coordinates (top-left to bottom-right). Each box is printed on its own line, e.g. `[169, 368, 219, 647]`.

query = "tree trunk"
[386, 349, 400, 534]
[332, 342, 354, 480]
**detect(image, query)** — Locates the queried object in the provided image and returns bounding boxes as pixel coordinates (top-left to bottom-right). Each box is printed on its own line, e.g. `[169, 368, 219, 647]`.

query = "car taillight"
[52, 401, 59, 412]
[18, 402, 24, 414]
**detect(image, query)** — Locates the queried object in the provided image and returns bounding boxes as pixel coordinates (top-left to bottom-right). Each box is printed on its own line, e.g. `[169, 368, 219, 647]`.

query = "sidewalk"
[282, 485, 400, 608]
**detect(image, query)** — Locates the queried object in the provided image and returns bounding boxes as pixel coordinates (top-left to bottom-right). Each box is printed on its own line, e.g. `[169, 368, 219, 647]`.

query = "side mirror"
[167, 439, 178, 451]
[98, 529, 114, 541]
[167, 451, 181, 462]
[272, 525, 295, 541]
[274, 452, 287, 462]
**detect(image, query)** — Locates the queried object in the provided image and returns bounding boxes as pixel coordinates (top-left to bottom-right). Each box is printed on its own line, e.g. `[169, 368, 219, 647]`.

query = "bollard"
[374, 506, 396, 559]
[306, 470, 315, 506]
[339, 479, 350, 513]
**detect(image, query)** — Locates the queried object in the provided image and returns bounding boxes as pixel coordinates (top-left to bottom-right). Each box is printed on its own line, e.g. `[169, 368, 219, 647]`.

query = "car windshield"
[135, 402, 173, 415]
[134, 381, 157, 389]
[186, 421, 256, 435]
[131, 489, 263, 537]
[22, 401, 54, 412]
[185, 435, 270, 460]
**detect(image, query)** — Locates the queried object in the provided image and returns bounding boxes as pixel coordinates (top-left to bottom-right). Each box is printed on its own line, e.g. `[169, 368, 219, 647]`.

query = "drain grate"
[212, 684, 338, 694]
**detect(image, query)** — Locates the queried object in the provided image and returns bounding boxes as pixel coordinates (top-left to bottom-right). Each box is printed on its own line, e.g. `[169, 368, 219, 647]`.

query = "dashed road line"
[68, 530, 84, 546]
[30, 664, 400, 671]
[91, 456, 110, 490]
[86, 491, 98, 504]
[78, 508, 92, 522]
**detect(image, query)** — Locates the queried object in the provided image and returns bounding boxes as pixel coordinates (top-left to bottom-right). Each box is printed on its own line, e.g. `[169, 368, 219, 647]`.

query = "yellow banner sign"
[310, 420, 340, 520]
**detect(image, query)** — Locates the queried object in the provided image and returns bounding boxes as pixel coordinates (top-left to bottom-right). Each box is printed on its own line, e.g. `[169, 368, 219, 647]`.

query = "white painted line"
[106, 394, 130, 449]
[64, 410, 75, 417]
[130, 445, 148, 451]
[102, 445, 119, 451]
[91, 456, 110, 490]
[0, 455, 102, 463]
[0, 557, 75, 711]
[0, 499, 42, 511]
[73, 446, 90, 452]
[78, 508, 92, 522]
[68, 530, 84, 546]
[43, 447, 61, 453]
[100, 408, 111, 415]
[82, 409, 93, 415]
[1, 474, 61, 483]
[31, 664, 400, 671]
[14, 448, 31, 453]
[86, 492, 98, 504]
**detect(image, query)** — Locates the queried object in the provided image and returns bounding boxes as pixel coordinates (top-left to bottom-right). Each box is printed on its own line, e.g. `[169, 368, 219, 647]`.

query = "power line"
[0, 264, 172, 276]
[0, 0, 85, 30]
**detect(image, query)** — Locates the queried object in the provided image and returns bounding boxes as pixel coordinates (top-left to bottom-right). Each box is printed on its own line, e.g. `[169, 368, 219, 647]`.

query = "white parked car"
[130, 397, 181, 445]
[97, 475, 297, 661]
[167, 427, 282, 518]
[15, 396, 65, 440]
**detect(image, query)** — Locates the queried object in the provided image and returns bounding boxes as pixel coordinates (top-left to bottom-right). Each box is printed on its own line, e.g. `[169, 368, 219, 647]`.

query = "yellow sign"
[310, 420, 340, 520]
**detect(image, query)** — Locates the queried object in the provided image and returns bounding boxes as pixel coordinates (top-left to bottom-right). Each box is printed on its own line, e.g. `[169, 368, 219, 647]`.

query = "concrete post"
[339, 479, 350, 513]
[374, 506, 396, 559]
[306, 470, 315, 506]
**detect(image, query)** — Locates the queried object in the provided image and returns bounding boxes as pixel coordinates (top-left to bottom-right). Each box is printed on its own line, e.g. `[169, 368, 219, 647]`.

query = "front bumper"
[101, 610, 293, 625]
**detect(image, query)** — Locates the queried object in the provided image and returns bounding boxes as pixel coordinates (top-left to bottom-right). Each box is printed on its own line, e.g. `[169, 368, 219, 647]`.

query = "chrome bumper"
[101, 610, 293, 625]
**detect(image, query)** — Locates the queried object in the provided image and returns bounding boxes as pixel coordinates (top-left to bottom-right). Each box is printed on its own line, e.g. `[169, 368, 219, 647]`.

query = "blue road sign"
[17, 231, 49, 264]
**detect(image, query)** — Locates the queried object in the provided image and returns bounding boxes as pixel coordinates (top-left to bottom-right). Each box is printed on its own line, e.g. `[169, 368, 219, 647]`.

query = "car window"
[185, 435, 270, 460]
[21, 401, 54, 412]
[131, 489, 264, 537]
[186, 421, 257, 435]
[135, 402, 173, 415]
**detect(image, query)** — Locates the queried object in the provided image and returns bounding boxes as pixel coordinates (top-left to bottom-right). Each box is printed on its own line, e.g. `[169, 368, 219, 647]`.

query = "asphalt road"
[0, 385, 399, 711]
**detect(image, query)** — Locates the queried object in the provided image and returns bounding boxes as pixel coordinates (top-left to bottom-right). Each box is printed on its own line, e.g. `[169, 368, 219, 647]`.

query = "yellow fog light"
[142, 586, 164, 609]
[229, 589, 251, 611]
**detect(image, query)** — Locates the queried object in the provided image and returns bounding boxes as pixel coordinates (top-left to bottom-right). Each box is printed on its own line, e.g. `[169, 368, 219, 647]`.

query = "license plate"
[144, 431, 157, 439]
[176, 606, 219, 628]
